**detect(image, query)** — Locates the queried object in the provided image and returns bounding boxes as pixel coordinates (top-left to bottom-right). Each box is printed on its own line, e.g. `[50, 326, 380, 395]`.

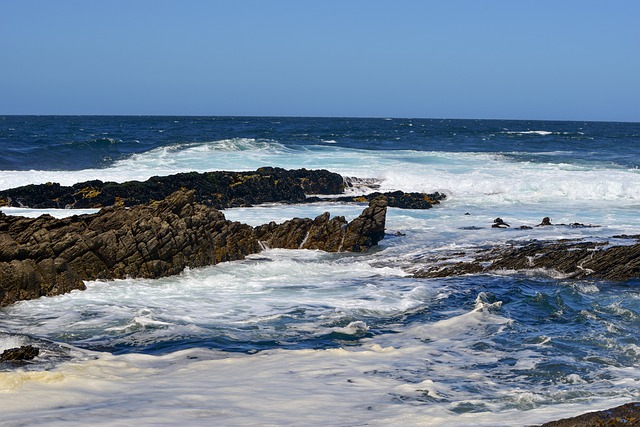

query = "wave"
[501, 130, 586, 136]
[2, 143, 640, 209]
[503, 130, 554, 136]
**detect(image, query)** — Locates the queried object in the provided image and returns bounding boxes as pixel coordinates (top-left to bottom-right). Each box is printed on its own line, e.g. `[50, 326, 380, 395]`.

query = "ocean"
[0, 116, 639, 426]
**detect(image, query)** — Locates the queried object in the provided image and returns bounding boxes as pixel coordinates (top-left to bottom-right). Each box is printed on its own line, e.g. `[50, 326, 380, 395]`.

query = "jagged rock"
[0, 190, 387, 306]
[0, 168, 344, 209]
[0, 345, 40, 362]
[413, 239, 640, 281]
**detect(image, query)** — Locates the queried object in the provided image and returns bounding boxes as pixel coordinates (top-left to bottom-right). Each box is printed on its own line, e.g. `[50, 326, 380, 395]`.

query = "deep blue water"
[2, 115, 639, 170]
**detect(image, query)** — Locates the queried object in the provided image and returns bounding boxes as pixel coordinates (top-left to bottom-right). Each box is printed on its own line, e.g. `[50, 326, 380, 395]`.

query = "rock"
[330, 190, 445, 209]
[492, 218, 510, 228]
[0, 168, 444, 211]
[535, 402, 640, 427]
[413, 238, 640, 281]
[0, 345, 40, 362]
[538, 217, 552, 226]
[0, 190, 387, 306]
[0, 168, 345, 210]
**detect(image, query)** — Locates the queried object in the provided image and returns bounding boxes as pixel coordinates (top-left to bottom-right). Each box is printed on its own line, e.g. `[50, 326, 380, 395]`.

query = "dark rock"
[613, 234, 640, 240]
[492, 218, 510, 228]
[0, 190, 387, 306]
[0, 345, 40, 362]
[535, 402, 640, 427]
[0, 168, 344, 210]
[0, 168, 443, 211]
[330, 190, 446, 209]
[538, 217, 552, 226]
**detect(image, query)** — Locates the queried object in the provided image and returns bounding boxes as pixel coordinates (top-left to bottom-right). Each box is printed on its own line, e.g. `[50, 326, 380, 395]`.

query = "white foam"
[3, 142, 640, 215]
[503, 130, 554, 136]
[1, 308, 634, 426]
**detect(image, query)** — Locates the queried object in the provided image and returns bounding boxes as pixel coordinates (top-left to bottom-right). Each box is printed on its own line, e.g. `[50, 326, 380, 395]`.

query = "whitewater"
[0, 117, 639, 426]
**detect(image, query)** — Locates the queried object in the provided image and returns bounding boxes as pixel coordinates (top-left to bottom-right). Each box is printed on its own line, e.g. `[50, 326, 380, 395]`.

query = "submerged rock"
[0, 190, 387, 306]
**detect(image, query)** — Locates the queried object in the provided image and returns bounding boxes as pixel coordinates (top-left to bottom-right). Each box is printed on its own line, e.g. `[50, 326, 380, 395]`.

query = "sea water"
[0, 116, 639, 426]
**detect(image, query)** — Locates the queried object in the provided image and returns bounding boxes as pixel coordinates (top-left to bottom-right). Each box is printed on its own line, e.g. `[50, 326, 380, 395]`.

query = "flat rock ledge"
[413, 238, 640, 281]
[0, 190, 387, 306]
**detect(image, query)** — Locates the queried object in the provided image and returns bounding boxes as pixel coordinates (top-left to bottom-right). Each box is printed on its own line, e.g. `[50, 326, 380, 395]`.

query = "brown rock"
[0, 191, 387, 306]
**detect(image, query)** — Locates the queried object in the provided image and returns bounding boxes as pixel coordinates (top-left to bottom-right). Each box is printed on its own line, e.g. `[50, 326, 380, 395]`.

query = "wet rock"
[535, 402, 640, 427]
[0, 190, 387, 306]
[0, 345, 40, 362]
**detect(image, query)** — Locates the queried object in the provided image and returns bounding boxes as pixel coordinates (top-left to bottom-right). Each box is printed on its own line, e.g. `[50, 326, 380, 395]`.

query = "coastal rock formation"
[0, 168, 444, 211]
[0, 167, 345, 209]
[413, 237, 640, 281]
[0, 190, 387, 306]
[255, 196, 386, 252]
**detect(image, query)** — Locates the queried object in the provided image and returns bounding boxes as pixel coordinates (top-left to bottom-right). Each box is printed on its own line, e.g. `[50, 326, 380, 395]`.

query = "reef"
[0, 190, 387, 306]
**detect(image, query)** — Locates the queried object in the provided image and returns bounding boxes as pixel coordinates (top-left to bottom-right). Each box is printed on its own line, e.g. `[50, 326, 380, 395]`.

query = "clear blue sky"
[1, 0, 639, 121]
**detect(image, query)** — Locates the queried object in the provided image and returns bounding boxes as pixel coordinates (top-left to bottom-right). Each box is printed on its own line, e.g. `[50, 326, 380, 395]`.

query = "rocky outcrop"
[413, 237, 640, 281]
[0, 168, 444, 211]
[536, 402, 640, 427]
[255, 196, 386, 252]
[0, 190, 387, 306]
[0, 167, 345, 209]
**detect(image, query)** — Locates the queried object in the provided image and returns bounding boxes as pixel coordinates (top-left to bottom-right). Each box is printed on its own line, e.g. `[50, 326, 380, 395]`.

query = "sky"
[1, 0, 639, 121]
